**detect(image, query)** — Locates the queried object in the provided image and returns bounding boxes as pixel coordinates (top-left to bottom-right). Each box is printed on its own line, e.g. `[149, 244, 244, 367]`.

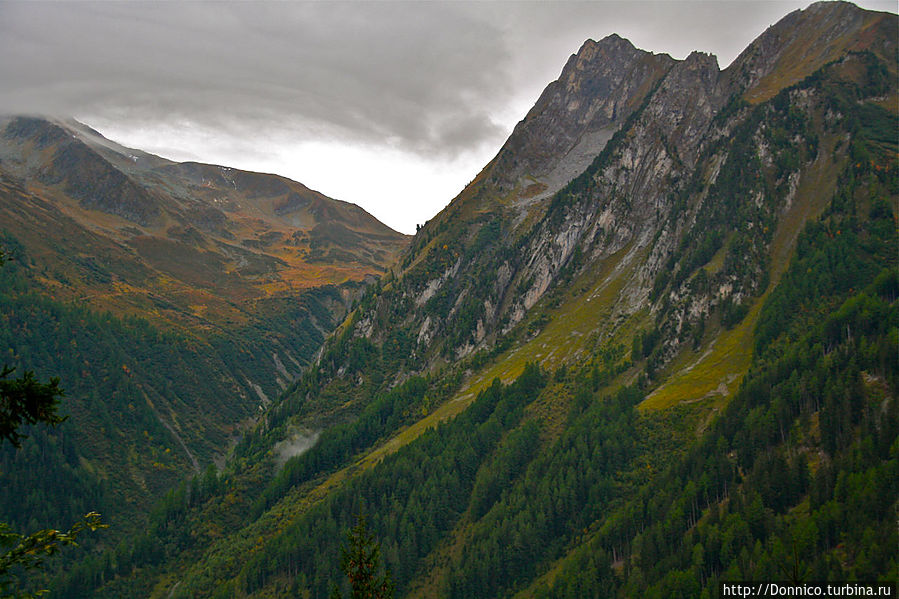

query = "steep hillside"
[48, 2, 897, 597]
[0, 117, 407, 569]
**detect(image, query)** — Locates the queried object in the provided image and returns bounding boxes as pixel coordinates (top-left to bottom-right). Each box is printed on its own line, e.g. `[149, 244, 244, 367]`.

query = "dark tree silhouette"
[0, 365, 65, 449]
[0, 248, 106, 598]
[332, 514, 393, 599]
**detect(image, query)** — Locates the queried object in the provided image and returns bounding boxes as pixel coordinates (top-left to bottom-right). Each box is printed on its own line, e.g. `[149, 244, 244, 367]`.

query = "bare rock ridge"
[334, 0, 896, 371]
[479, 1, 894, 211]
[489, 34, 675, 202]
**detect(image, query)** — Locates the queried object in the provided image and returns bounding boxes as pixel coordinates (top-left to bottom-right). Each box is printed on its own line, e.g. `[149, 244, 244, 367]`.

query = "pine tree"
[332, 514, 393, 599]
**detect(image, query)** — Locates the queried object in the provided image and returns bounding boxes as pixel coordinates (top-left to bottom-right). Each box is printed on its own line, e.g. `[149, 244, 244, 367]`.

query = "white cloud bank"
[1, 1, 894, 233]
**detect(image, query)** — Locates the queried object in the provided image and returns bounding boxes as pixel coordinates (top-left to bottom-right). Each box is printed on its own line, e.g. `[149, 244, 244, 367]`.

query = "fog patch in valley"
[273, 427, 320, 469]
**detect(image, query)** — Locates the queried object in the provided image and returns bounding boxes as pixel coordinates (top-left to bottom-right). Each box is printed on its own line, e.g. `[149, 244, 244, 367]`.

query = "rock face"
[314, 0, 896, 379]
[489, 35, 674, 201]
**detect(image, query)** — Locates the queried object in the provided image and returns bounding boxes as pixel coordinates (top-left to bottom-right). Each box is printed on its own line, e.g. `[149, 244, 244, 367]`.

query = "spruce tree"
[332, 514, 393, 599]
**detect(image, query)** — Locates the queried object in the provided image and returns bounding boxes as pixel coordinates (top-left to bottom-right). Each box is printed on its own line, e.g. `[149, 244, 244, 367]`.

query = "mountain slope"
[0, 116, 406, 321]
[49, 2, 897, 597]
[0, 117, 408, 568]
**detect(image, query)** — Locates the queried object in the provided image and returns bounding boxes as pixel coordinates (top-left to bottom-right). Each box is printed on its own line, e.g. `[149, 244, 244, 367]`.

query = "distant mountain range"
[0, 115, 407, 330]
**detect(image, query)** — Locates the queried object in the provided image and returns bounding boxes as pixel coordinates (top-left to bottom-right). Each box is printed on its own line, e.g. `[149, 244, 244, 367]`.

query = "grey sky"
[1, 1, 894, 233]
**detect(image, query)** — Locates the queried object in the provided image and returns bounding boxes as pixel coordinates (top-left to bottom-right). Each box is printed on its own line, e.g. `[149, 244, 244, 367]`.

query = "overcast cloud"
[1, 2, 510, 154]
[0, 1, 894, 233]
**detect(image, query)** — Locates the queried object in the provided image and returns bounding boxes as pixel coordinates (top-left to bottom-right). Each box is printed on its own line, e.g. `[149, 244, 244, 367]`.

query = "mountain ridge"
[394, 0, 895, 369]
[0, 115, 408, 329]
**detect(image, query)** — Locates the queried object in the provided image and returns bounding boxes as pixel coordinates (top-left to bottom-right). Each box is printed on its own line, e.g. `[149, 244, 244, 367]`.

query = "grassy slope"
[640, 130, 842, 411]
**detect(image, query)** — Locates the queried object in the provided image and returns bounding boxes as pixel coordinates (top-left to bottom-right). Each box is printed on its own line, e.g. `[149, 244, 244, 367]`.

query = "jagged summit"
[566, 33, 637, 64]
[444, 1, 894, 218]
[481, 31, 675, 204]
[465, 34, 727, 210]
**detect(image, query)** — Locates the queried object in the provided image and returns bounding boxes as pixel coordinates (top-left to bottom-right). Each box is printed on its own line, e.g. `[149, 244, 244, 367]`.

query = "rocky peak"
[557, 34, 640, 90]
[640, 50, 725, 168]
[681, 51, 720, 76]
[485, 33, 675, 203]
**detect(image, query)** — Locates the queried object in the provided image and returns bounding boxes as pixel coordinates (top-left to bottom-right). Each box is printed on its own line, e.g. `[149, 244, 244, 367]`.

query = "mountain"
[43, 2, 897, 597]
[0, 116, 406, 324]
[0, 116, 408, 562]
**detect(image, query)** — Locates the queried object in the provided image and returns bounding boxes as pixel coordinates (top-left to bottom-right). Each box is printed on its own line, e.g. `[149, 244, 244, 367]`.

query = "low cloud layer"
[1, 1, 894, 233]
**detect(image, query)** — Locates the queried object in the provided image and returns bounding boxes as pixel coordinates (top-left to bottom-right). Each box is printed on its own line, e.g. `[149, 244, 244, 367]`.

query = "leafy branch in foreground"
[0, 247, 106, 597]
[0, 513, 107, 598]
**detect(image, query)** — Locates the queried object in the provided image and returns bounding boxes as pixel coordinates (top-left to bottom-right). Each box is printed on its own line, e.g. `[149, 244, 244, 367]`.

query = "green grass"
[639, 302, 758, 411]
[641, 133, 842, 412]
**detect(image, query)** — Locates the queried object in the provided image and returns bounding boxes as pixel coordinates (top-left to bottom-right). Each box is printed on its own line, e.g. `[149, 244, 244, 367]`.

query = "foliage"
[0, 513, 106, 599]
[228, 363, 547, 598]
[0, 251, 341, 544]
[332, 515, 393, 599]
[0, 249, 106, 597]
[0, 367, 64, 449]
[253, 376, 430, 516]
